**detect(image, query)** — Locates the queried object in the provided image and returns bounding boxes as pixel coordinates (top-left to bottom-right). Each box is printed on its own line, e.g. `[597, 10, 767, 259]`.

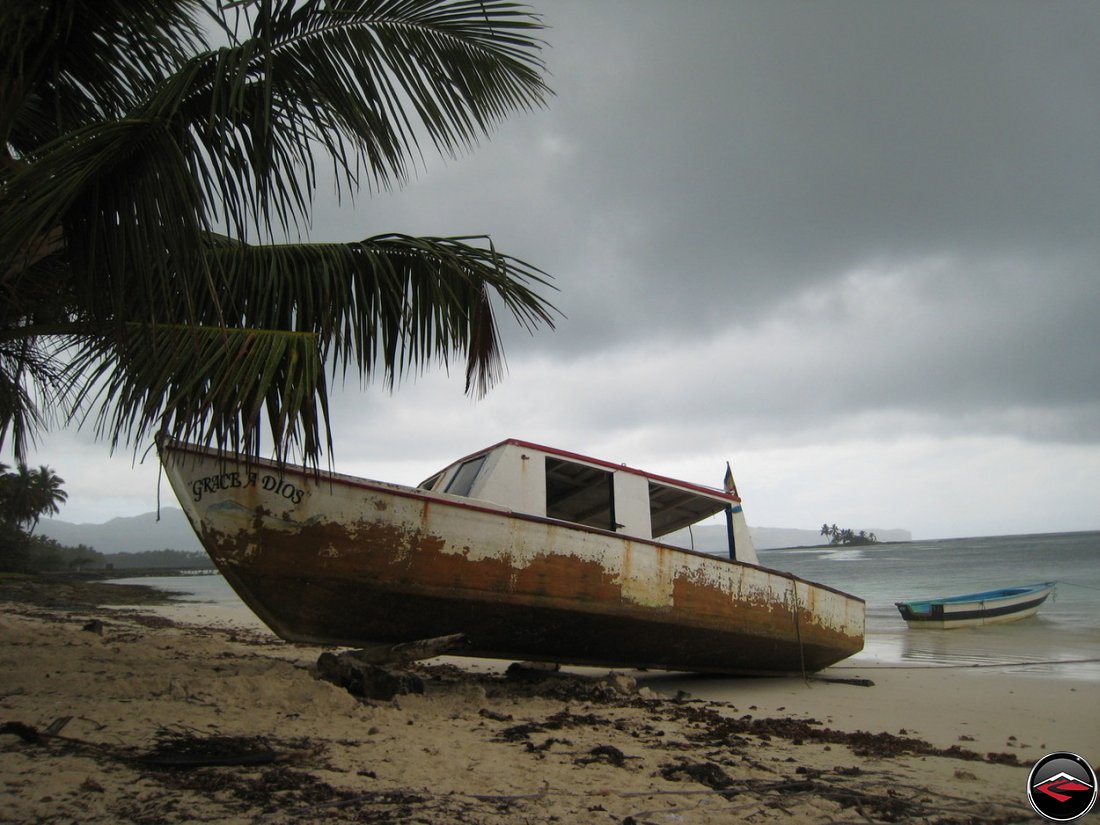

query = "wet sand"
[1, 585, 1096, 824]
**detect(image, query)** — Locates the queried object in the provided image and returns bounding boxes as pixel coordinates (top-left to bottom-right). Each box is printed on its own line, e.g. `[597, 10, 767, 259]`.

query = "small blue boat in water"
[895, 582, 1056, 629]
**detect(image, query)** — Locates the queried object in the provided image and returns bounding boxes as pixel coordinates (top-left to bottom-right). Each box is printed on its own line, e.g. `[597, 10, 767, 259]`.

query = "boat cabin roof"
[418, 438, 740, 542]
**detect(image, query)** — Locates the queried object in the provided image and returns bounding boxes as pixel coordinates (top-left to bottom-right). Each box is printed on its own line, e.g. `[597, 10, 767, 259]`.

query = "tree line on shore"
[1, 462, 211, 573]
[0, 462, 75, 572]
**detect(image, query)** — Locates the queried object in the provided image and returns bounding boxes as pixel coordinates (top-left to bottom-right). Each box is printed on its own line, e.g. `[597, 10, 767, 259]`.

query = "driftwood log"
[341, 633, 469, 666]
[315, 633, 469, 700]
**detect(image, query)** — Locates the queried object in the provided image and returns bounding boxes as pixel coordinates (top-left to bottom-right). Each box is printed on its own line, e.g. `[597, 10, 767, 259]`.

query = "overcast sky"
[34, 0, 1100, 540]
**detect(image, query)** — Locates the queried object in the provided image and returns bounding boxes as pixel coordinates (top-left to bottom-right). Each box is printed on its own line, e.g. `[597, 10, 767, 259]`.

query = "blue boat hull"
[895, 582, 1056, 629]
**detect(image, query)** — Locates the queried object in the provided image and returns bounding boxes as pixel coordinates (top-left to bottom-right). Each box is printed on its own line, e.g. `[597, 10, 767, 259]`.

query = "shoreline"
[0, 572, 189, 609]
[3, 593, 1095, 823]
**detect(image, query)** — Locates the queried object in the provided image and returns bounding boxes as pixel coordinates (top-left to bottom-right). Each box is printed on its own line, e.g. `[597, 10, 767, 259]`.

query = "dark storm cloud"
[533, 0, 1099, 327]
[324, 1, 1099, 359]
[307, 0, 1100, 437]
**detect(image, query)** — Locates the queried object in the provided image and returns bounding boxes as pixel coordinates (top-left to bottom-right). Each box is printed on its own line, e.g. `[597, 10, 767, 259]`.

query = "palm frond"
[1, 117, 214, 324]
[66, 323, 330, 462]
[0, 338, 68, 460]
[0, 0, 206, 151]
[60, 232, 554, 461]
[202, 233, 557, 387]
[3, 0, 551, 314]
[2, 0, 558, 466]
[179, 0, 551, 239]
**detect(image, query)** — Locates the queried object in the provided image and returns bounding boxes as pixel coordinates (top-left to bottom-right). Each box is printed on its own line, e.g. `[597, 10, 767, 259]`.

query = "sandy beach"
[1, 587, 1096, 824]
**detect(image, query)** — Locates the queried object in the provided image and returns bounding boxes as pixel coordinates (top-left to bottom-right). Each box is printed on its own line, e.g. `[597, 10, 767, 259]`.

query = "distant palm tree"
[1, 0, 557, 465]
[28, 465, 67, 527]
[0, 462, 66, 530]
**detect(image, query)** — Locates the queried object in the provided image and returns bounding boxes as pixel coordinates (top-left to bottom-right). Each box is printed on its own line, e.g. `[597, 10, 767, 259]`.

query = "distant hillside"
[37, 508, 203, 556]
[38, 508, 910, 558]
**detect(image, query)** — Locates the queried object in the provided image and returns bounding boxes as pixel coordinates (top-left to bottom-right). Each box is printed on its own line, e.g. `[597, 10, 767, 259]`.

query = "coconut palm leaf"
[3, 0, 551, 282]
[196, 233, 556, 381]
[1, 0, 557, 465]
[0, 339, 61, 460]
[67, 324, 331, 461]
[0, 0, 205, 150]
[64, 232, 556, 460]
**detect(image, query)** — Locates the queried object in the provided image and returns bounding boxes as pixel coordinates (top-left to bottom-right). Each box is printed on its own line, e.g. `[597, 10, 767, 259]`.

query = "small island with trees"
[820, 523, 879, 546]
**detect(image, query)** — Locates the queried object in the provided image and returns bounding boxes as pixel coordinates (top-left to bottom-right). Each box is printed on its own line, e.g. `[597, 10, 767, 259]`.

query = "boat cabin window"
[418, 472, 443, 491]
[545, 457, 616, 531]
[445, 455, 487, 497]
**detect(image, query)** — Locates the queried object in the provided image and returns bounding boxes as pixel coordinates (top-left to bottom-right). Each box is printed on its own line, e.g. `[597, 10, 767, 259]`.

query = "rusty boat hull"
[161, 442, 864, 675]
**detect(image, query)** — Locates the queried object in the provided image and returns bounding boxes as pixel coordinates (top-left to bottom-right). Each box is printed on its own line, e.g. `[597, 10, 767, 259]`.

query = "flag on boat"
[723, 462, 738, 497]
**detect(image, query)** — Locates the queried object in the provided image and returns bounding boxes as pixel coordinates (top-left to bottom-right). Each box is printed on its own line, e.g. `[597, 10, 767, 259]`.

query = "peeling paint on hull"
[161, 443, 865, 675]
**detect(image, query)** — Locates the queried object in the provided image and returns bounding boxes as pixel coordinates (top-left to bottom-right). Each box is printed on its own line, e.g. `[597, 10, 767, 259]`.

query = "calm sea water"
[758, 530, 1100, 680]
[118, 531, 1100, 680]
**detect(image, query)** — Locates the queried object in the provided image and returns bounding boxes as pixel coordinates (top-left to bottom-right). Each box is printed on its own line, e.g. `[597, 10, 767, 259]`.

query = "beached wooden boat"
[159, 438, 865, 674]
[895, 582, 1056, 629]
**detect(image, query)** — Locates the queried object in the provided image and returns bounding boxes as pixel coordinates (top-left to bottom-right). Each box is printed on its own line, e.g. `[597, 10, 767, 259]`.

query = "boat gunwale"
[162, 439, 865, 606]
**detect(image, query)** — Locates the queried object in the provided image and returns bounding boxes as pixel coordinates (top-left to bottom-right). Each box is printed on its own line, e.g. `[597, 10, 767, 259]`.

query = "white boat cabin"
[418, 439, 758, 564]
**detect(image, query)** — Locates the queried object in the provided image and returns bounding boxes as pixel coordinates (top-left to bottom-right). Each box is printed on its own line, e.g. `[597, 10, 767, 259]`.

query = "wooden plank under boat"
[895, 582, 1056, 629]
[158, 438, 865, 675]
